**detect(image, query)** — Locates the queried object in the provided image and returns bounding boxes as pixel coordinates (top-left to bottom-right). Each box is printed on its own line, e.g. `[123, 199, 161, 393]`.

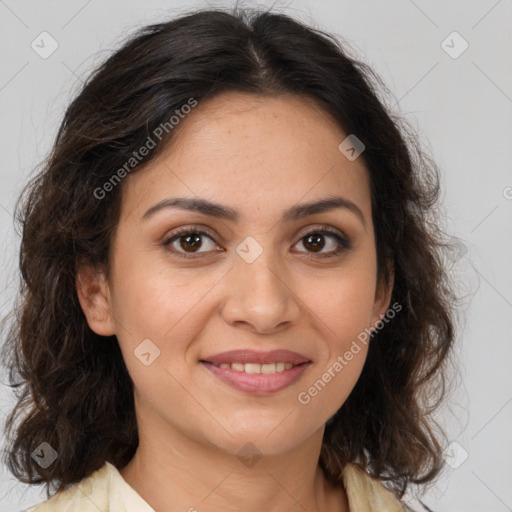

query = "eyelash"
[162, 224, 351, 260]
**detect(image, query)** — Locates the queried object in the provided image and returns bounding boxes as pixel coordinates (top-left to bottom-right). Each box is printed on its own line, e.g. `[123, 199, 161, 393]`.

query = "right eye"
[163, 228, 222, 259]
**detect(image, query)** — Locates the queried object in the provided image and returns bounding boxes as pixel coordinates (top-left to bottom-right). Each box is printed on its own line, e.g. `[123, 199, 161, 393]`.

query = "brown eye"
[163, 229, 219, 259]
[302, 233, 326, 252]
[293, 229, 350, 258]
[177, 232, 203, 252]
[163, 226, 350, 260]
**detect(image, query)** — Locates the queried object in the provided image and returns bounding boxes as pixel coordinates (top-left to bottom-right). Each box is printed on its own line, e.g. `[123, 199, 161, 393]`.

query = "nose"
[220, 248, 301, 335]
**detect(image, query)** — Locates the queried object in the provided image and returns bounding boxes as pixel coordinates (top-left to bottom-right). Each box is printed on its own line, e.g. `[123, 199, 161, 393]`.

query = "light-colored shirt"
[26, 460, 408, 511]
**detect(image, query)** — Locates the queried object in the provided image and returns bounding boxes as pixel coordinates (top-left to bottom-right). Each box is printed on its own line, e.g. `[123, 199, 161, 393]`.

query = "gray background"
[0, 0, 511, 511]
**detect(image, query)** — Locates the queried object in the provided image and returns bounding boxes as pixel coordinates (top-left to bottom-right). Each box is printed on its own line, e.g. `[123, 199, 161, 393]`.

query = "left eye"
[163, 228, 349, 259]
[292, 230, 348, 257]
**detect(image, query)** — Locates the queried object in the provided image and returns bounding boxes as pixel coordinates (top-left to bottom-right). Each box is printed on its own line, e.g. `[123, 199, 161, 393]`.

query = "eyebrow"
[141, 195, 366, 227]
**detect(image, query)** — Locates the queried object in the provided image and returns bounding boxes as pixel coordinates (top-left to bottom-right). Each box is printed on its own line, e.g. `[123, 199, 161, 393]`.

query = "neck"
[118, 406, 348, 512]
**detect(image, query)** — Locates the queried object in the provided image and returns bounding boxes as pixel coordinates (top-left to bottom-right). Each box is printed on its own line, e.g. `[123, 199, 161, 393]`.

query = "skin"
[77, 91, 393, 512]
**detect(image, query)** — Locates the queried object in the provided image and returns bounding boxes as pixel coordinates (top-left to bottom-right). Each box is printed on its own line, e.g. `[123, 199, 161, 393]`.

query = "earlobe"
[76, 265, 116, 336]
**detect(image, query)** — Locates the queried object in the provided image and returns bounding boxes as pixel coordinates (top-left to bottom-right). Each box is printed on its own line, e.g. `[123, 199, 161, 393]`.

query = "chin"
[203, 423, 315, 459]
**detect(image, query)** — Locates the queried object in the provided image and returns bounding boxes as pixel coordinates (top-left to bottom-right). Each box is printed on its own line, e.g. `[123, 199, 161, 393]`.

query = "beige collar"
[342, 463, 408, 511]
[27, 460, 407, 511]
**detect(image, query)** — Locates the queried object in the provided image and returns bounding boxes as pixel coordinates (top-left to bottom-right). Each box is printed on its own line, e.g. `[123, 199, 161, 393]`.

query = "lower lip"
[200, 361, 312, 395]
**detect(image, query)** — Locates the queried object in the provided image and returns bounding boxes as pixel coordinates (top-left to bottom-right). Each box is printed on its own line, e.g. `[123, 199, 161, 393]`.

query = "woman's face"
[80, 91, 392, 457]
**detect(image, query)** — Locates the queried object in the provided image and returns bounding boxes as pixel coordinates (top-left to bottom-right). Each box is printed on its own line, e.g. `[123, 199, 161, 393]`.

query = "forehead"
[119, 91, 371, 225]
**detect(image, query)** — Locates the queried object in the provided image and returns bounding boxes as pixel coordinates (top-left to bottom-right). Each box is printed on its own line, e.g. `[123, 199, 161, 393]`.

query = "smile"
[212, 361, 296, 373]
[200, 360, 311, 395]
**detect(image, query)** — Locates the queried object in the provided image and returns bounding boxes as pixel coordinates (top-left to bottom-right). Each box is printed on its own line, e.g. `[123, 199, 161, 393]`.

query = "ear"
[370, 261, 395, 327]
[76, 264, 116, 336]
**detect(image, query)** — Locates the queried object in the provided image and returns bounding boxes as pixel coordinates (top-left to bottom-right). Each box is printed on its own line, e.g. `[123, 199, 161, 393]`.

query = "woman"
[1, 6, 456, 512]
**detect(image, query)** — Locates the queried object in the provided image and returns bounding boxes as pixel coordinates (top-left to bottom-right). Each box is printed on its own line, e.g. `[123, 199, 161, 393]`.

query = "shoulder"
[26, 461, 155, 512]
[25, 463, 111, 512]
[26, 462, 109, 512]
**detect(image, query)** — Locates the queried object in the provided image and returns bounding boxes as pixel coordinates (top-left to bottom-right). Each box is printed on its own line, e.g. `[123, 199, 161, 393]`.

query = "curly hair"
[1, 5, 457, 500]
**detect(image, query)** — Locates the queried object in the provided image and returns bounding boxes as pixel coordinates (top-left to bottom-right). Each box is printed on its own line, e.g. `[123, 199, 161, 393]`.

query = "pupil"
[181, 233, 202, 252]
[305, 234, 324, 252]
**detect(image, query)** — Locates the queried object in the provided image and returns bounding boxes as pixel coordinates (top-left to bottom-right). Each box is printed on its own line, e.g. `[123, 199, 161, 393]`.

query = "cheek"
[110, 245, 215, 337]
[306, 265, 377, 346]
[295, 281, 372, 418]
[108, 262, 209, 418]
[108, 254, 223, 400]
[296, 265, 376, 399]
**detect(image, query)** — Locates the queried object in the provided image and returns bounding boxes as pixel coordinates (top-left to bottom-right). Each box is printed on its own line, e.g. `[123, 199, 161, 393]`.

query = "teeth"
[217, 362, 294, 373]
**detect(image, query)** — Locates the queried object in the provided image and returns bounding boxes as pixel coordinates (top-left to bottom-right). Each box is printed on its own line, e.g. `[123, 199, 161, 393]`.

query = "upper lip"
[201, 349, 311, 366]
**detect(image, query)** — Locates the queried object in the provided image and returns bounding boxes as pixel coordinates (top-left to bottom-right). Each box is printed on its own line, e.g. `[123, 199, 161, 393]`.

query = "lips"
[200, 349, 311, 366]
[200, 359, 312, 395]
[199, 349, 312, 395]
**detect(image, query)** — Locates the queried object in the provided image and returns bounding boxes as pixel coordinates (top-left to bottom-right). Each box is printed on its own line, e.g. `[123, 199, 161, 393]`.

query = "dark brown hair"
[1, 5, 457, 500]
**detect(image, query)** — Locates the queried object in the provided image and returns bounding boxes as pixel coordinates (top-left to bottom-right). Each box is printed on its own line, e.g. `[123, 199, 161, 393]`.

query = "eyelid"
[162, 225, 219, 248]
[163, 223, 347, 243]
[295, 223, 348, 242]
